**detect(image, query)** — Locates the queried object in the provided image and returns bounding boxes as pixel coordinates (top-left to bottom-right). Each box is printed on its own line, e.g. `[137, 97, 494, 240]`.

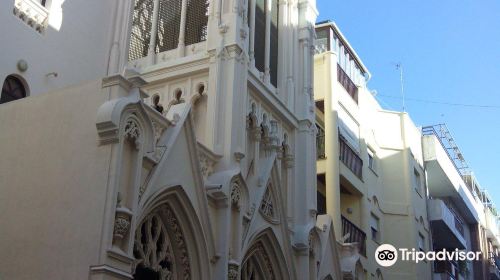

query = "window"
[269, 0, 279, 87]
[370, 213, 380, 242]
[367, 148, 376, 171]
[413, 168, 422, 194]
[185, 0, 209, 45]
[418, 233, 425, 252]
[155, 0, 182, 52]
[254, 0, 266, 73]
[1, 75, 27, 104]
[128, 0, 209, 61]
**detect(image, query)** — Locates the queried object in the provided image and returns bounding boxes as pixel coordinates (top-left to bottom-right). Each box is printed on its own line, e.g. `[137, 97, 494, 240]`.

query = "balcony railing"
[339, 136, 363, 179]
[337, 64, 358, 103]
[453, 215, 465, 237]
[316, 125, 326, 159]
[434, 260, 460, 280]
[341, 215, 366, 256]
[444, 201, 465, 237]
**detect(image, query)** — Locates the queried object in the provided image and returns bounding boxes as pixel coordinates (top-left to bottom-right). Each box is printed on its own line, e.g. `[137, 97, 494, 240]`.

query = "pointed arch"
[135, 185, 211, 280]
[241, 228, 290, 280]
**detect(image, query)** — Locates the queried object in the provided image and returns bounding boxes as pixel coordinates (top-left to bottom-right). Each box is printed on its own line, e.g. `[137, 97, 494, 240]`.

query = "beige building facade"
[313, 21, 500, 280]
[313, 21, 432, 280]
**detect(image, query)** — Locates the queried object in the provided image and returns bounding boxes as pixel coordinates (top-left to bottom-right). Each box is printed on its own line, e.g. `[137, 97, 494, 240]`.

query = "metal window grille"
[269, 0, 279, 87]
[254, 0, 266, 73]
[155, 0, 182, 53]
[185, 0, 209, 45]
[128, 0, 154, 61]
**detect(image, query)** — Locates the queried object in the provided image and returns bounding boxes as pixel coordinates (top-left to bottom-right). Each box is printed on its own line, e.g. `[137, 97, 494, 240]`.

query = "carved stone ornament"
[308, 232, 315, 257]
[199, 152, 214, 178]
[113, 209, 131, 241]
[230, 182, 241, 209]
[124, 118, 141, 148]
[242, 242, 275, 280]
[133, 205, 190, 280]
[228, 262, 239, 280]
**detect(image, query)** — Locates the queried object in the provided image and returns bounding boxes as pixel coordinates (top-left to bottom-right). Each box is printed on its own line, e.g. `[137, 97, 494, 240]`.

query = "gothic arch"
[135, 185, 210, 280]
[241, 228, 289, 280]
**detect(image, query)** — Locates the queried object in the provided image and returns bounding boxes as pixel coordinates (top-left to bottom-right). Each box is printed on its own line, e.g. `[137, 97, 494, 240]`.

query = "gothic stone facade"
[0, 0, 342, 279]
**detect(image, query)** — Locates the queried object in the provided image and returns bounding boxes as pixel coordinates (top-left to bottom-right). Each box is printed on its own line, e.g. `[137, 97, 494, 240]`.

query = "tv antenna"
[395, 63, 406, 112]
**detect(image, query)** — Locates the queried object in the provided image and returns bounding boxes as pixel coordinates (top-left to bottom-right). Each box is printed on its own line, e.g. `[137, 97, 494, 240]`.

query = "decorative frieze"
[197, 143, 221, 178]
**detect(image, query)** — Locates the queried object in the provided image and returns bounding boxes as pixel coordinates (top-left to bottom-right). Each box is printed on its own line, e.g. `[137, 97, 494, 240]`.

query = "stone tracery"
[133, 205, 190, 280]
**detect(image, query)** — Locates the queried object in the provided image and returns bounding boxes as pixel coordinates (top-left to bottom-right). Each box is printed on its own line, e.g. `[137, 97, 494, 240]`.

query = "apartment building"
[314, 20, 432, 280]
[422, 124, 500, 280]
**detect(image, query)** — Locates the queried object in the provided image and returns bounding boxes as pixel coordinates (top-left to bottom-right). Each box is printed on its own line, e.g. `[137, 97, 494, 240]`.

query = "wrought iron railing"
[434, 260, 459, 280]
[454, 216, 465, 237]
[341, 215, 366, 256]
[339, 136, 363, 179]
[337, 64, 358, 103]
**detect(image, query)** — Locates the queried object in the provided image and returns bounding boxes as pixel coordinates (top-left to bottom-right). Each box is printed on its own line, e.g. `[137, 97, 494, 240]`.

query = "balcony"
[485, 207, 500, 244]
[422, 131, 480, 223]
[428, 199, 466, 249]
[339, 136, 362, 179]
[337, 64, 358, 103]
[316, 125, 326, 159]
[341, 215, 366, 256]
[434, 260, 463, 280]
[490, 255, 500, 280]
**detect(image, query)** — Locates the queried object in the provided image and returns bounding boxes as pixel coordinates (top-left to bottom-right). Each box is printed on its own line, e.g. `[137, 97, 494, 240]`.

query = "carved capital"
[113, 207, 132, 244]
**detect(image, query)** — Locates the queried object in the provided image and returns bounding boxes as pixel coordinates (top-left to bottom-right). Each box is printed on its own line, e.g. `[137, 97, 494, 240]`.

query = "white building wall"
[0, 0, 116, 96]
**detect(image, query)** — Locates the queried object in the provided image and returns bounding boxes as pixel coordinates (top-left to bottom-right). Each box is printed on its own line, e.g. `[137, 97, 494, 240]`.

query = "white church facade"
[0, 0, 343, 279]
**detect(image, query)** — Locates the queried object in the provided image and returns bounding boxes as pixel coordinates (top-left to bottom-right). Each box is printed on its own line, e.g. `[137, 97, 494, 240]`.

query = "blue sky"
[316, 0, 500, 204]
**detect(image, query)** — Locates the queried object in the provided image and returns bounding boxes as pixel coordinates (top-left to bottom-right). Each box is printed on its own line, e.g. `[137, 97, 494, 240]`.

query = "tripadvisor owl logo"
[375, 244, 482, 267]
[375, 244, 398, 267]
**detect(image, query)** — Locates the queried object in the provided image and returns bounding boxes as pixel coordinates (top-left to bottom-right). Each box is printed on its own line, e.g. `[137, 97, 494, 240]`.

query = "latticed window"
[155, 0, 182, 53]
[269, 0, 279, 87]
[129, 0, 154, 61]
[185, 0, 209, 45]
[128, 0, 209, 61]
[1, 75, 27, 104]
[254, 0, 266, 73]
